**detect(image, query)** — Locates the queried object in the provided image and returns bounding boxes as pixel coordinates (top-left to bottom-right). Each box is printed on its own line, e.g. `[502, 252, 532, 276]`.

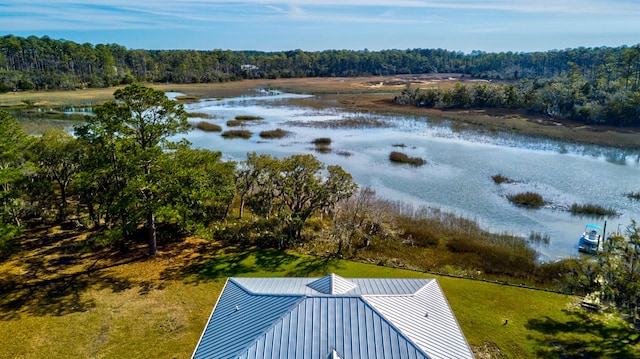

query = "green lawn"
[1, 240, 638, 359]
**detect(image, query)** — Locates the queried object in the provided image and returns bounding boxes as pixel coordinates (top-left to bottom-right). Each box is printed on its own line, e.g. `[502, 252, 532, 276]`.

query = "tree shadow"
[285, 255, 342, 277]
[161, 244, 341, 283]
[525, 309, 640, 358]
[0, 227, 157, 321]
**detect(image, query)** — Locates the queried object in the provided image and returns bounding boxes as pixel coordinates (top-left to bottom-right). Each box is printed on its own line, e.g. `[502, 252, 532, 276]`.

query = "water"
[177, 89, 640, 261]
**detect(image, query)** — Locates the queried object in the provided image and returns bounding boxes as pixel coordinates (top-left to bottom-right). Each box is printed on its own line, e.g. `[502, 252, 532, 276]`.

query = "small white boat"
[578, 224, 602, 254]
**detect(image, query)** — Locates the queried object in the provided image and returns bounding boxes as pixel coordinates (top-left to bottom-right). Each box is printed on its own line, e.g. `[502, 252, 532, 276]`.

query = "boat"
[578, 224, 603, 254]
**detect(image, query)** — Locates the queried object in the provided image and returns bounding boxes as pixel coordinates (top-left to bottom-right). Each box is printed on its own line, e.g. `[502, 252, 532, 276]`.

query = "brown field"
[2, 75, 639, 148]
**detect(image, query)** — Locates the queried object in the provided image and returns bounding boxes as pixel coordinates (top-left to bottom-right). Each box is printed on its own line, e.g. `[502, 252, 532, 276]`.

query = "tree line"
[1, 34, 639, 92]
[394, 60, 640, 126]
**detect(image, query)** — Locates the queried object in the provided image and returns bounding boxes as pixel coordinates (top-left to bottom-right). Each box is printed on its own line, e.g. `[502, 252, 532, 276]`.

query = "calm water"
[176, 89, 640, 261]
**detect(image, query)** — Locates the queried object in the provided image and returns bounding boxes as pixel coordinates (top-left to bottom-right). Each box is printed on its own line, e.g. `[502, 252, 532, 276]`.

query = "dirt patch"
[472, 342, 508, 359]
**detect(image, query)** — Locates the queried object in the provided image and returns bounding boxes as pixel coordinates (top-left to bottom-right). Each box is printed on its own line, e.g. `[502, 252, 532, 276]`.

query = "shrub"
[389, 151, 426, 166]
[259, 128, 290, 139]
[570, 203, 617, 217]
[221, 130, 252, 139]
[506, 192, 545, 208]
[194, 121, 222, 132]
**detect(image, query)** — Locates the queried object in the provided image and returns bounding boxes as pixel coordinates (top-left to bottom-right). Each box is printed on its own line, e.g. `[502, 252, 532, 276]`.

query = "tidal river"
[176, 89, 640, 261]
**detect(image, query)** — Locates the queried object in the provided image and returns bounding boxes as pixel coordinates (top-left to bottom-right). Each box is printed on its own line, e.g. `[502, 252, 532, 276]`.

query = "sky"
[1, 0, 640, 53]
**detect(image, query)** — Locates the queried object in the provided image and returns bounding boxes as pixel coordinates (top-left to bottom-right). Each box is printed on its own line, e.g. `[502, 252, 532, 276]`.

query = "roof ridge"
[308, 273, 357, 294]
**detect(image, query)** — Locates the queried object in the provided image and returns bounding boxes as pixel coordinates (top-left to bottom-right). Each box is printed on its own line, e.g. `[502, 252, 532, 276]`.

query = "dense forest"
[2, 34, 639, 126]
[1, 34, 639, 90]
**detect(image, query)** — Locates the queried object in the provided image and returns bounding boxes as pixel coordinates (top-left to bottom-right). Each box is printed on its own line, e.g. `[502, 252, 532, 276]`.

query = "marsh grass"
[259, 128, 290, 139]
[312, 137, 332, 146]
[187, 112, 216, 119]
[492, 174, 516, 184]
[226, 120, 243, 127]
[221, 129, 252, 139]
[507, 192, 545, 208]
[194, 121, 222, 132]
[175, 95, 200, 103]
[286, 116, 390, 129]
[389, 151, 426, 166]
[626, 192, 640, 200]
[528, 231, 551, 246]
[335, 150, 352, 157]
[235, 115, 263, 121]
[570, 203, 618, 217]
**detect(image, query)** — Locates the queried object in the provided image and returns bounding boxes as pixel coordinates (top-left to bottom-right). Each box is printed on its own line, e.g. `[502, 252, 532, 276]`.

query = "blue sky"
[1, 0, 640, 53]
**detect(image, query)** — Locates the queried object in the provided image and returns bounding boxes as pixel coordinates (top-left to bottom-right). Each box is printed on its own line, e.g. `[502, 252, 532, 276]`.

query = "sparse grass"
[507, 192, 545, 208]
[570, 203, 618, 217]
[389, 151, 426, 166]
[221, 129, 252, 139]
[194, 121, 222, 132]
[492, 174, 516, 184]
[259, 128, 290, 139]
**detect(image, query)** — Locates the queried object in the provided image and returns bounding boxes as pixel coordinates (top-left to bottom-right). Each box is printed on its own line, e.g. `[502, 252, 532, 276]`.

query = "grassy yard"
[1, 226, 638, 359]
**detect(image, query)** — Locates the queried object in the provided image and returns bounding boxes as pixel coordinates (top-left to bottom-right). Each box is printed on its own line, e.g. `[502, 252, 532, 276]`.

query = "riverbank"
[2, 75, 639, 149]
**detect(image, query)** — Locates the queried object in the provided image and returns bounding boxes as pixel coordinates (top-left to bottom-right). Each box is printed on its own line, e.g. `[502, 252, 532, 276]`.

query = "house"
[192, 274, 474, 359]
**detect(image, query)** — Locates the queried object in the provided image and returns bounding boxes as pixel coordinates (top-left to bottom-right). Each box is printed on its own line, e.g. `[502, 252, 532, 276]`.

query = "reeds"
[194, 121, 222, 132]
[389, 151, 426, 166]
[570, 203, 617, 217]
[492, 174, 515, 184]
[626, 192, 640, 200]
[259, 128, 290, 139]
[221, 129, 252, 139]
[235, 115, 263, 121]
[506, 192, 545, 208]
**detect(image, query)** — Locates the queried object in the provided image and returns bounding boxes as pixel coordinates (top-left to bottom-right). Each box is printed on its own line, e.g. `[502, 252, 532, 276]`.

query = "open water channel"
[174, 89, 640, 261]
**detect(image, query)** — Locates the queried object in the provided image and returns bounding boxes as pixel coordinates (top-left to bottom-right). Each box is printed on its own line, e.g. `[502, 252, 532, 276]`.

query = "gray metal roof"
[192, 274, 474, 359]
[232, 275, 431, 296]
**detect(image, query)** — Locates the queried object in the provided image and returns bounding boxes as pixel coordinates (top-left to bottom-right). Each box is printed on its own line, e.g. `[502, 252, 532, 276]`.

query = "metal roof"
[192, 274, 474, 359]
